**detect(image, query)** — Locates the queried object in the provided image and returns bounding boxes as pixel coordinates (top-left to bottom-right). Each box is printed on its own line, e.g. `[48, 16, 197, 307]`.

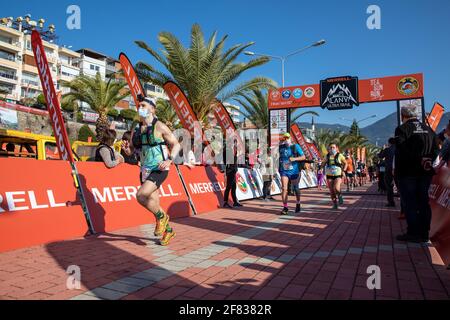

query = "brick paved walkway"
[0, 183, 449, 300]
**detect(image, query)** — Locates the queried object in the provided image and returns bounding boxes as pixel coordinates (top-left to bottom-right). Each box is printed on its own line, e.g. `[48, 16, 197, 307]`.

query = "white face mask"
[138, 108, 149, 118]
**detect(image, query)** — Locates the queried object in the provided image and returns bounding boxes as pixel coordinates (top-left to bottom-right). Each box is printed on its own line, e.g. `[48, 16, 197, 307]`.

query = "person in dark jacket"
[222, 140, 242, 208]
[378, 138, 396, 206]
[394, 106, 439, 243]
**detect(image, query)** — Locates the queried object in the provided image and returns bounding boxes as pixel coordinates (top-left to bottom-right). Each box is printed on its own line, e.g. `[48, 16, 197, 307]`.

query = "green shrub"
[78, 124, 96, 142]
[76, 111, 83, 122]
[108, 108, 119, 118]
[37, 93, 46, 106]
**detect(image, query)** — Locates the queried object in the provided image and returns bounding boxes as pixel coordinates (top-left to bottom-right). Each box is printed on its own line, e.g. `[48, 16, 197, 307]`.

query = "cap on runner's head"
[282, 133, 291, 140]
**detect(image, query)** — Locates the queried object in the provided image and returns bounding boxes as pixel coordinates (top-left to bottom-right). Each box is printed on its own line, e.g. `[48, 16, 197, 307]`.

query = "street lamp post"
[244, 39, 326, 87]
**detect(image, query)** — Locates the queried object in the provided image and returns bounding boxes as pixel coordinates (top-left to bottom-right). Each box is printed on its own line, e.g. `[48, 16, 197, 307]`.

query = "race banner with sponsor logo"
[76, 162, 192, 232]
[177, 165, 225, 214]
[212, 99, 245, 156]
[0, 158, 88, 253]
[269, 108, 289, 146]
[31, 31, 73, 163]
[307, 142, 322, 161]
[359, 73, 424, 103]
[429, 163, 450, 266]
[32, 30, 95, 234]
[268, 73, 424, 109]
[320, 76, 359, 110]
[235, 168, 263, 201]
[427, 102, 445, 131]
[119, 52, 145, 107]
[361, 147, 366, 163]
[298, 170, 318, 189]
[290, 123, 313, 160]
[268, 84, 320, 109]
[0, 159, 192, 252]
[163, 81, 202, 139]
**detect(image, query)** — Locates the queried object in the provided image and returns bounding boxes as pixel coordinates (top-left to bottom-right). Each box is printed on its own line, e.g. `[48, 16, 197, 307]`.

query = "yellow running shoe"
[154, 213, 169, 237]
[160, 229, 176, 246]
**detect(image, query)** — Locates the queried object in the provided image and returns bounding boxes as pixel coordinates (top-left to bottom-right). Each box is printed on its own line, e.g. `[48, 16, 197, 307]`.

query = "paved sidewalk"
[0, 183, 449, 300]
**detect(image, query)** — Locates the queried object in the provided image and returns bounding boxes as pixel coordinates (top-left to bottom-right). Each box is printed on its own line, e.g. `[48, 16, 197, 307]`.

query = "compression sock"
[165, 225, 173, 232]
[283, 202, 288, 208]
[155, 210, 165, 220]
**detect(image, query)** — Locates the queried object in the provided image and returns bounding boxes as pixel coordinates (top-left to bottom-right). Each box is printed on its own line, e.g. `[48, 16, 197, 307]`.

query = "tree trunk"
[95, 110, 110, 141]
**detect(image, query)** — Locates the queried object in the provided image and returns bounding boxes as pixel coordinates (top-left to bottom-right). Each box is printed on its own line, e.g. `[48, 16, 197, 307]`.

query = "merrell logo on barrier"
[0, 184, 181, 213]
[188, 182, 225, 194]
[92, 185, 180, 203]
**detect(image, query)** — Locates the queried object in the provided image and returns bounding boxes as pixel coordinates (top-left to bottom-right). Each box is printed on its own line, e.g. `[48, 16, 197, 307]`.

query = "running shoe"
[154, 213, 169, 237]
[160, 229, 176, 246]
[280, 207, 289, 215]
[338, 195, 344, 205]
[295, 204, 301, 213]
[233, 202, 243, 207]
[223, 202, 232, 208]
[332, 202, 338, 210]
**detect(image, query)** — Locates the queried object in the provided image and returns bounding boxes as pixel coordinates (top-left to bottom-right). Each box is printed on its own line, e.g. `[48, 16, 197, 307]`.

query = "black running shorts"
[145, 170, 169, 188]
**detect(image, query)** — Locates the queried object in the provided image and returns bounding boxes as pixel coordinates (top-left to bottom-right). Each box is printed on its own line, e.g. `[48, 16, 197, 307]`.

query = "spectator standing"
[378, 138, 396, 206]
[395, 106, 439, 243]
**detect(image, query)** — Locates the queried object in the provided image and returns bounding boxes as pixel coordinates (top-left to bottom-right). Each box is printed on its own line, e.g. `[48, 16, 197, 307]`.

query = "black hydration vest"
[95, 143, 116, 162]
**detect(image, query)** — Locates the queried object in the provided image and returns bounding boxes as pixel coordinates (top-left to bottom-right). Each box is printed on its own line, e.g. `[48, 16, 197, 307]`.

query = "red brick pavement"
[0, 183, 448, 300]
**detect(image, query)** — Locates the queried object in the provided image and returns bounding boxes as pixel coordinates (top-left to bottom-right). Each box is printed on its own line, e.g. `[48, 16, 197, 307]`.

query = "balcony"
[21, 78, 41, 88]
[0, 38, 21, 52]
[0, 71, 17, 83]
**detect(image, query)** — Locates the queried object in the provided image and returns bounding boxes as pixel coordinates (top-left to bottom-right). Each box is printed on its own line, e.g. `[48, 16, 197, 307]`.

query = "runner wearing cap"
[123, 96, 181, 246]
[278, 132, 306, 214]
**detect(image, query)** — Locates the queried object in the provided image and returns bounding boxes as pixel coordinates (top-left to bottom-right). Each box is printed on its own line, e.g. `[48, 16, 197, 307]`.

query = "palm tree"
[155, 98, 181, 130]
[61, 73, 129, 140]
[290, 109, 319, 126]
[233, 89, 270, 129]
[135, 23, 276, 124]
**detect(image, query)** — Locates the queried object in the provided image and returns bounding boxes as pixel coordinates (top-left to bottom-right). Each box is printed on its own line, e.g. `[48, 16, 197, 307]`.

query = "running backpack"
[132, 118, 167, 149]
[326, 153, 343, 167]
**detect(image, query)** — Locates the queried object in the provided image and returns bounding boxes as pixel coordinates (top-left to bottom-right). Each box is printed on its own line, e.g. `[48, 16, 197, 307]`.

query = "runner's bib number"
[282, 161, 293, 171]
[326, 166, 340, 176]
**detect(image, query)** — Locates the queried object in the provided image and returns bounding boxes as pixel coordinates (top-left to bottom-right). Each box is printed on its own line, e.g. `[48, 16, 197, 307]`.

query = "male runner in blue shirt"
[278, 133, 306, 214]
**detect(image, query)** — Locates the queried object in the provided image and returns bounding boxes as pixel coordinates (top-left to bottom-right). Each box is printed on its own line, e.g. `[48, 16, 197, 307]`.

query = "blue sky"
[8, 0, 450, 127]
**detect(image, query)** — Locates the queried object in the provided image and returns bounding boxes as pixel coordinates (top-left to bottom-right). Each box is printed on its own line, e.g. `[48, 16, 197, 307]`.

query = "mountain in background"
[298, 112, 449, 145]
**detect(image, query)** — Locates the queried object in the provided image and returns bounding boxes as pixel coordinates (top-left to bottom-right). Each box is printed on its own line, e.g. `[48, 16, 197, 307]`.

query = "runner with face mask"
[321, 143, 348, 209]
[126, 96, 181, 246]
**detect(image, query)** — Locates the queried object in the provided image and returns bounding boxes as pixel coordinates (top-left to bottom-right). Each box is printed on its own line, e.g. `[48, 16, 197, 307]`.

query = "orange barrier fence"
[429, 163, 450, 266]
[177, 165, 225, 214]
[0, 159, 192, 252]
[75, 162, 192, 233]
[2, 157, 448, 264]
[0, 158, 87, 252]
